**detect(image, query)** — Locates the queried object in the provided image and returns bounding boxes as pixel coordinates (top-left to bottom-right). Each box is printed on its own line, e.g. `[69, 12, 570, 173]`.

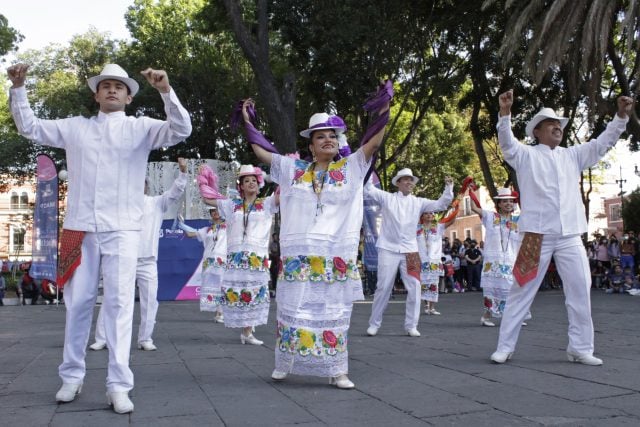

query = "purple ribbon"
[309, 115, 347, 131]
[230, 100, 258, 133]
[361, 80, 394, 183]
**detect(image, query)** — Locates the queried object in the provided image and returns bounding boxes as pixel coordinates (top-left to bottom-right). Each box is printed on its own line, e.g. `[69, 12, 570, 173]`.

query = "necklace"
[242, 198, 255, 241]
[311, 162, 328, 217]
[498, 213, 512, 253]
[209, 222, 222, 249]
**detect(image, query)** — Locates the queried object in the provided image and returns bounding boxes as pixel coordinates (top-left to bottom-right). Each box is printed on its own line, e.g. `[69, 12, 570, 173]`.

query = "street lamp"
[615, 165, 626, 229]
[635, 164, 639, 177]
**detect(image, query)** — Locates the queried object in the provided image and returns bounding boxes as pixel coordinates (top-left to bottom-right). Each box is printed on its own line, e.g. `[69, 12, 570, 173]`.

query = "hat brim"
[493, 196, 517, 200]
[391, 175, 419, 186]
[300, 126, 346, 138]
[87, 75, 140, 97]
[526, 114, 569, 139]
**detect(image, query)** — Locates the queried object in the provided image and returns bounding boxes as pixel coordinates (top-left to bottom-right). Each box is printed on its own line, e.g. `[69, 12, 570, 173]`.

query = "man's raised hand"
[498, 90, 513, 117]
[178, 157, 187, 173]
[617, 96, 634, 118]
[7, 64, 29, 88]
[141, 68, 170, 93]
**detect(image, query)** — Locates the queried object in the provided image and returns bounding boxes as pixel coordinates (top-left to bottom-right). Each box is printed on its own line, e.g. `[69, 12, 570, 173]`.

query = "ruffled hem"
[223, 303, 270, 327]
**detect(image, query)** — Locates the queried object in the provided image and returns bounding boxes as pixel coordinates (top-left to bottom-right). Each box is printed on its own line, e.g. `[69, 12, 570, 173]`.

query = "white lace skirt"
[221, 269, 270, 328]
[274, 307, 352, 377]
[199, 265, 225, 312]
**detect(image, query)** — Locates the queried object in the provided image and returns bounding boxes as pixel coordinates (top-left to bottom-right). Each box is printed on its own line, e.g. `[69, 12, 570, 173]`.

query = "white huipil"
[417, 222, 445, 303]
[9, 85, 192, 392]
[196, 222, 227, 312]
[480, 209, 520, 317]
[270, 151, 369, 377]
[217, 196, 277, 328]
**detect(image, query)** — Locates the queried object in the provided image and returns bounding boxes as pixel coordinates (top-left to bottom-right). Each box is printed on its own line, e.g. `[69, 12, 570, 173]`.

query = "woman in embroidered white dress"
[242, 89, 390, 389]
[417, 212, 455, 315]
[179, 206, 227, 323]
[470, 187, 522, 327]
[201, 165, 278, 345]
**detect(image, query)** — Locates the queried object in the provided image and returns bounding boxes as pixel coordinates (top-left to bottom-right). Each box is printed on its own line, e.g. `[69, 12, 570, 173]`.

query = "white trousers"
[368, 248, 421, 331]
[496, 234, 595, 355]
[95, 257, 158, 345]
[59, 231, 139, 392]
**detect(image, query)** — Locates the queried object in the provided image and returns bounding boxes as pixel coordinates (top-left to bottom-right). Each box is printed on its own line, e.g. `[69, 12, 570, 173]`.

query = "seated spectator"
[20, 269, 39, 305]
[604, 264, 625, 294]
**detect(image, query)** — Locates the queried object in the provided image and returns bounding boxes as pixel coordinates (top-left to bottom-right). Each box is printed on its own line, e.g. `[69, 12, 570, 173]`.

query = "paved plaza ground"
[1, 289, 639, 426]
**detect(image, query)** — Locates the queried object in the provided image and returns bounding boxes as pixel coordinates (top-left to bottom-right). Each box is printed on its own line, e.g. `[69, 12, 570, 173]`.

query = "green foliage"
[622, 188, 640, 232]
[0, 14, 23, 58]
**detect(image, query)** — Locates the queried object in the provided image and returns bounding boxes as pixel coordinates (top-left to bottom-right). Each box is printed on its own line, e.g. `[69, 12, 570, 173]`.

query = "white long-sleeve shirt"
[138, 172, 187, 259]
[10, 86, 192, 232]
[366, 183, 453, 253]
[497, 114, 628, 235]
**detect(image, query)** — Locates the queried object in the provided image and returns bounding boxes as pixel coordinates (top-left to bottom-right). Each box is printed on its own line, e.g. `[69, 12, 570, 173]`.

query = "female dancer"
[470, 187, 522, 327]
[242, 81, 392, 389]
[418, 211, 456, 315]
[198, 164, 278, 344]
[179, 206, 227, 323]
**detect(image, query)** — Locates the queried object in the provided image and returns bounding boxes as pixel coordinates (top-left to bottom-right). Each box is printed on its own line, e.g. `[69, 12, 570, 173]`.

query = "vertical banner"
[30, 154, 59, 280]
[363, 175, 382, 270]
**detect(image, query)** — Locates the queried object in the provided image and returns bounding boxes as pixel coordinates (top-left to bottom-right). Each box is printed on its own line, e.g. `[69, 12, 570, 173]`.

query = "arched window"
[10, 192, 19, 209]
[20, 192, 29, 208]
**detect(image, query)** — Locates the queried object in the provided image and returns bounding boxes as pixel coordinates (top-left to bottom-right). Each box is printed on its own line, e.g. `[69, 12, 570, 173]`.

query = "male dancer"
[90, 158, 188, 351]
[490, 89, 632, 365]
[7, 63, 192, 412]
[366, 169, 453, 337]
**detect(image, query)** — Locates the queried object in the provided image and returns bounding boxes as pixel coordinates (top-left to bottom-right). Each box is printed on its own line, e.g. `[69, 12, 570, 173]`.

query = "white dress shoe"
[366, 326, 378, 336]
[330, 374, 355, 389]
[271, 370, 288, 381]
[106, 391, 134, 414]
[214, 314, 225, 323]
[481, 317, 495, 327]
[138, 341, 157, 351]
[567, 352, 603, 366]
[56, 383, 82, 403]
[240, 333, 263, 345]
[424, 308, 432, 315]
[406, 328, 421, 337]
[490, 351, 513, 364]
[430, 309, 441, 315]
[89, 341, 106, 351]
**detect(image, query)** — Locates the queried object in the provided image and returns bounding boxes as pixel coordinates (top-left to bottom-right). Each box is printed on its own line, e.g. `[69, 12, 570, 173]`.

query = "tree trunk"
[221, 0, 297, 155]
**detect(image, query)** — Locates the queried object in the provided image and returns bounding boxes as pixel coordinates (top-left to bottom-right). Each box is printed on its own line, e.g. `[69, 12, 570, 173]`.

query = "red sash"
[513, 232, 543, 286]
[57, 229, 85, 289]
[406, 252, 421, 281]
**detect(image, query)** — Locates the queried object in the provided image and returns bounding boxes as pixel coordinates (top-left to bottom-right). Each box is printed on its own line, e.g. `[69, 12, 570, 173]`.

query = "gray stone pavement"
[1, 289, 639, 426]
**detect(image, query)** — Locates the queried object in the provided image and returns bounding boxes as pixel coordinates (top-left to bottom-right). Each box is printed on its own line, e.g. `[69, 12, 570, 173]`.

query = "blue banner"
[363, 187, 381, 271]
[30, 155, 58, 281]
[157, 219, 209, 301]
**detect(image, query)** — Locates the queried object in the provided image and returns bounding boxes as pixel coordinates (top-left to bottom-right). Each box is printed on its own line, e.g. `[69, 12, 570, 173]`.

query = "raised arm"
[8, 63, 67, 148]
[496, 90, 524, 168]
[361, 80, 394, 163]
[159, 157, 188, 212]
[420, 176, 454, 213]
[242, 99, 274, 165]
[141, 68, 192, 150]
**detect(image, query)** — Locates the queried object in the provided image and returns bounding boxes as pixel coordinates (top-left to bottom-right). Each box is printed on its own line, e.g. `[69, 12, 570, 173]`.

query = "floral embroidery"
[482, 261, 513, 279]
[203, 256, 226, 271]
[276, 322, 347, 356]
[220, 285, 268, 308]
[232, 197, 266, 212]
[279, 255, 359, 283]
[291, 158, 348, 188]
[227, 251, 270, 271]
[421, 261, 443, 273]
[492, 212, 519, 231]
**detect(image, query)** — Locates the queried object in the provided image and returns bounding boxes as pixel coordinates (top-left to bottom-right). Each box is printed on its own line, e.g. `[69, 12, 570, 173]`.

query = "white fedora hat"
[87, 64, 140, 97]
[525, 107, 569, 139]
[391, 168, 419, 186]
[300, 113, 347, 138]
[493, 187, 517, 200]
[237, 164, 265, 188]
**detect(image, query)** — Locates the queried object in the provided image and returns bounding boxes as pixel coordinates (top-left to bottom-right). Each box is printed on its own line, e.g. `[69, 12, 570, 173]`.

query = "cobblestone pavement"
[1, 290, 639, 426]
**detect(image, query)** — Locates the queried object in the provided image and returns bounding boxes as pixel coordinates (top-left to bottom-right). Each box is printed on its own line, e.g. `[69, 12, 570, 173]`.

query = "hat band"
[309, 115, 346, 131]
